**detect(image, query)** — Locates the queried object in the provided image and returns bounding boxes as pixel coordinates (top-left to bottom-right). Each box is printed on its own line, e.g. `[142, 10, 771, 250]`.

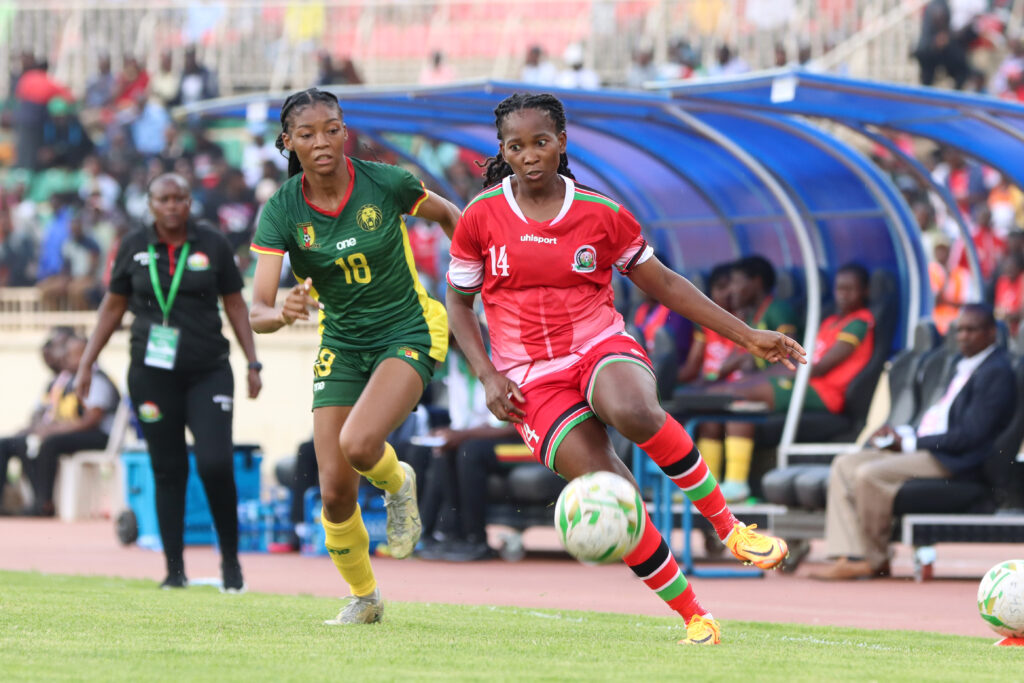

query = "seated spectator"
[732, 256, 799, 364]
[994, 251, 1024, 338]
[520, 45, 558, 86]
[929, 234, 970, 334]
[77, 155, 121, 213]
[37, 210, 103, 310]
[37, 97, 93, 169]
[417, 344, 519, 562]
[418, 51, 457, 86]
[555, 43, 600, 90]
[149, 50, 180, 107]
[948, 205, 1005, 285]
[704, 264, 875, 501]
[708, 44, 749, 77]
[0, 327, 74, 513]
[23, 334, 120, 517]
[632, 289, 694, 380]
[913, 0, 970, 89]
[12, 57, 75, 170]
[811, 304, 1015, 580]
[172, 45, 219, 108]
[315, 51, 362, 87]
[113, 56, 149, 111]
[678, 263, 742, 390]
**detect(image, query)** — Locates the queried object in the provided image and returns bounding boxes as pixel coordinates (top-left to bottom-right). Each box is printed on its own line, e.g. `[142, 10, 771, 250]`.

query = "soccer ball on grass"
[554, 471, 645, 565]
[978, 560, 1024, 639]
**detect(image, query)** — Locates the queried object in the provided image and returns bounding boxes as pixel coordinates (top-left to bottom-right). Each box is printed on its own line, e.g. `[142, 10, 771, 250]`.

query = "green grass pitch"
[0, 570, 1018, 681]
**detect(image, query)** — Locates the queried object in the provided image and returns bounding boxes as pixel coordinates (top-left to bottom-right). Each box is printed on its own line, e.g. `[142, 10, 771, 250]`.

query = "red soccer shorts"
[514, 334, 655, 471]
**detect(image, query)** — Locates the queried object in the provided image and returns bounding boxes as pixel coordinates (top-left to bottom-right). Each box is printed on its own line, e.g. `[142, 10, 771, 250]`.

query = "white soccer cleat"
[384, 462, 421, 559]
[324, 588, 384, 625]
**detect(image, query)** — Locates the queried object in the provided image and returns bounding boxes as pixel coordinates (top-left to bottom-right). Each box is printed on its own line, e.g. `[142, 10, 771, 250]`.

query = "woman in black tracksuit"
[75, 173, 262, 591]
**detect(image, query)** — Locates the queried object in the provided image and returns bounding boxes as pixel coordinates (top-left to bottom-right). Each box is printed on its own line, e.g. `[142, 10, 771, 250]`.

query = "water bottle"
[261, 501, 274, 552]
[240, 499, 261, 551]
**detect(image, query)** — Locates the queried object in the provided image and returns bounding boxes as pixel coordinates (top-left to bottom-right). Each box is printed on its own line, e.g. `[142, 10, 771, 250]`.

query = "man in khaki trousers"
[812, 305, 1016, 580]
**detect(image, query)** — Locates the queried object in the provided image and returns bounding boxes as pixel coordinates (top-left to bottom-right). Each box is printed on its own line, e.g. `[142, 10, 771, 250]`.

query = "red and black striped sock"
[639, 416, 738, 541]
[624, 508, 706, 620]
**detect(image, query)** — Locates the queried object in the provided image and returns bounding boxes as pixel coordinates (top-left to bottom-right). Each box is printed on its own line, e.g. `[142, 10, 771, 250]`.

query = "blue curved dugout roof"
[662, 68, 1024, 187]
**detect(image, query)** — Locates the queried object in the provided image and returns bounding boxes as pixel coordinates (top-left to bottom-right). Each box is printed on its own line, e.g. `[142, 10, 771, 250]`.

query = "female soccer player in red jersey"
[446, 93, 806, 645]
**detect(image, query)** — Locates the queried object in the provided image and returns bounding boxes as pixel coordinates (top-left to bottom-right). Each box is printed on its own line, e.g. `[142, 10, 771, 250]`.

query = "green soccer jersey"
[252, 157, 447, 361]
[749, 296, 800, 370]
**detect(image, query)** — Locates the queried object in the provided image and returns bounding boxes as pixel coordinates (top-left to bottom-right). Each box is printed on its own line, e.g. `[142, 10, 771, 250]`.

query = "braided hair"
[479, 93, 575, 188]
[274, 88, 344, 178]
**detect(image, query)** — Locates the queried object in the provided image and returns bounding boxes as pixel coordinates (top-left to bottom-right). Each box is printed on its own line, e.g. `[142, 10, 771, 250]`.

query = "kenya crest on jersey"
[572, 244, 597, 273]
[297, 222, 320, 249]
[357, 204, 383, 232]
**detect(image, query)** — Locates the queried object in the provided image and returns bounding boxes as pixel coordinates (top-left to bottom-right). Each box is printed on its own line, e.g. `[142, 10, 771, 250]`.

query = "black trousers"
[0, 435, 27, 495]
[128, 362, 237, 575]
[1, 431, 109, 509]
[454, 437, 523, 543]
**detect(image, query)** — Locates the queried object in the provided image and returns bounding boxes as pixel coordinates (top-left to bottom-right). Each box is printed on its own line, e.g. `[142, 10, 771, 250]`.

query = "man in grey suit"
[812, 304, 1016, 580]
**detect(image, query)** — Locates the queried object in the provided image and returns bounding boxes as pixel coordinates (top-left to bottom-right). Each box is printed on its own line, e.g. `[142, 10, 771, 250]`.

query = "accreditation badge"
[144, 323, 180, 369]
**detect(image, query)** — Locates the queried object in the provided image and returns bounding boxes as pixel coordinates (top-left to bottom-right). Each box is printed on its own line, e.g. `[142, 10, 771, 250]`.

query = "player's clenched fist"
[279, 277, 321, 325]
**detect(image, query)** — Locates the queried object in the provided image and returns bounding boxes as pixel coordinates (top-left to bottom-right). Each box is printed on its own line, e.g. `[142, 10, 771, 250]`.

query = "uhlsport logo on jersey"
[356, 204, 383, 231]
[186, 252, 210, 271]
[398, 346, 420, 361]
[297, 222, 320, 249]
[138, 401, 163, 423]
[571, 245, 597, 273]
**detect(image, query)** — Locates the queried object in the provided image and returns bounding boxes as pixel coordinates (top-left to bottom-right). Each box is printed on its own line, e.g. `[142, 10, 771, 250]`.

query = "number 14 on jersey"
[489, 245, 509, 276]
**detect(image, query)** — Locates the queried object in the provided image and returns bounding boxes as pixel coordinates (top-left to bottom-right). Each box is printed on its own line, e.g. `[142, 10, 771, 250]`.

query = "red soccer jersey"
[447, 176, 651, 386]
[808, 308, 875, 414]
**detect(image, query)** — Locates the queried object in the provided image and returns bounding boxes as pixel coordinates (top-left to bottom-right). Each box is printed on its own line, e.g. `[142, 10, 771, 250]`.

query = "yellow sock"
[696, 438, 724, 482]
[724, 436, 754, 484]
[322, 505, 376, 597]
[355, 442, 405, 494]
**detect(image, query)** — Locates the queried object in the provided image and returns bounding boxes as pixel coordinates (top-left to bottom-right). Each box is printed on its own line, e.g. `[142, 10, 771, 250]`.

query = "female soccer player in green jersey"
[249, 88, 460, 625]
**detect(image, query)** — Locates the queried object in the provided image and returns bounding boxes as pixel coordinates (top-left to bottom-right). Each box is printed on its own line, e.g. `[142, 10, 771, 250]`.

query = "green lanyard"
[148, 242, 190, 325]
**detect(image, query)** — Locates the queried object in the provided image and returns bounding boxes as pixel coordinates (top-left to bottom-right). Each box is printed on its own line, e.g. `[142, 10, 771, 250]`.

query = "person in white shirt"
[520, 45, 558, 86]
[554, 43, 601, 90]
[812, 304, 1016, 580]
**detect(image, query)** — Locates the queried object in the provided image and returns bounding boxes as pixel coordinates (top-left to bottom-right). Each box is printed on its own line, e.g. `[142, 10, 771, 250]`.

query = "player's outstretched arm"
[445, 287, 525, 423]
[628, 256, 806, 370]
[249, 253, 320, 333]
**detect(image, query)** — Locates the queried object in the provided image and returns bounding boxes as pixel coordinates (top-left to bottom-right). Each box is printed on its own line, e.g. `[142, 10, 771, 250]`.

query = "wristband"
[248, 361, 263, 372]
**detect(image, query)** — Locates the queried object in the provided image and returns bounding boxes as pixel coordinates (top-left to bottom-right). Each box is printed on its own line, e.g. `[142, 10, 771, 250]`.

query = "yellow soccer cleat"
[679, 614, 721, 645]
[725, 522, 789, 570]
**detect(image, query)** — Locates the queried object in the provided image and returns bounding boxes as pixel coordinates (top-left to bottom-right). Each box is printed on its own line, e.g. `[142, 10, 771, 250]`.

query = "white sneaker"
[324, 589, 384, 625]
[383, 462, 421, 559]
